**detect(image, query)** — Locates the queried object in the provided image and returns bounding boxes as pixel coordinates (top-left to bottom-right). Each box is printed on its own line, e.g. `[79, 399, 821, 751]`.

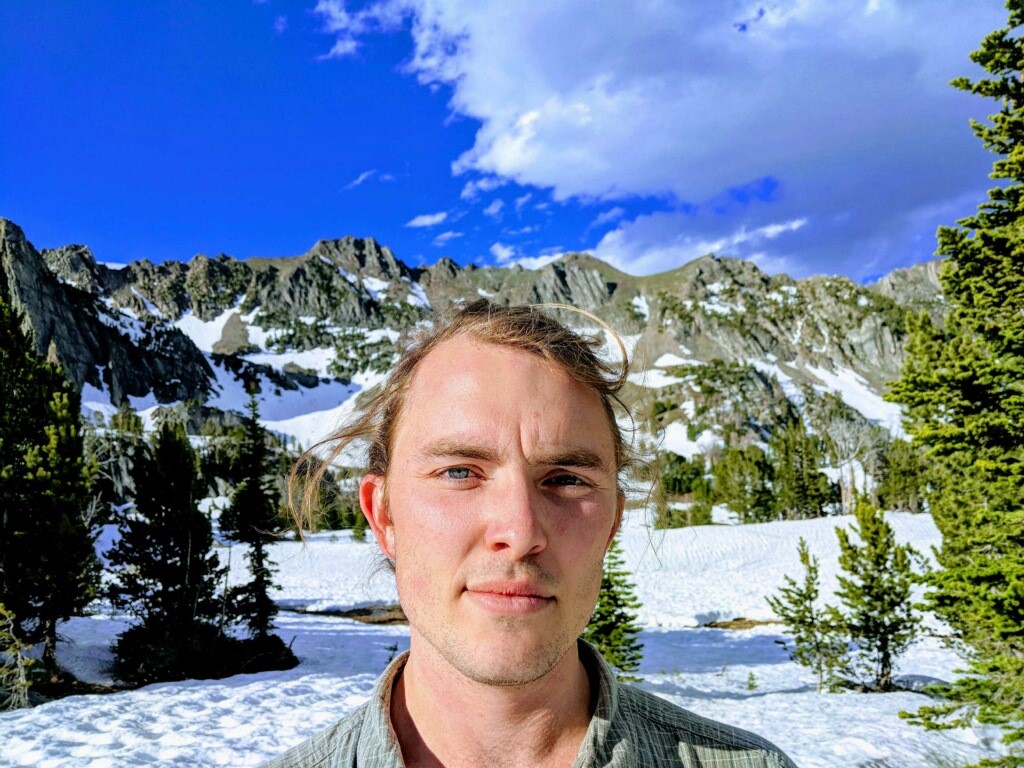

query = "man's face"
[360, 335, 623, 686]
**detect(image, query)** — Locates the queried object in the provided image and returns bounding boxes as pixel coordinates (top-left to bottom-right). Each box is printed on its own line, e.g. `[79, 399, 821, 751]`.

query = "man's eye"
[546, 474, 588, 487]
[443, 467, 472, 480]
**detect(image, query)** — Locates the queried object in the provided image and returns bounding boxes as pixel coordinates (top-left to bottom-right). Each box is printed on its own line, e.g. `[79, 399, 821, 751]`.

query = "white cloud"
[504, 225, 538, 235]
[513, 253, 563, 270]
[406, 211, 448, 228]
[313, 0, 403, 59]
[433, 230, 463, 246]
[345, 169, 377, 189]
[514, 193, 532, 211]
[489, 242, 516, 263]
[482, 199, 504, 217]
[488, 241, 561, 270]
[315, 0, 1002, 279]
[460, 176, 506, 200]
[588, 207, 625, 230]
[593, 214, 808, 276]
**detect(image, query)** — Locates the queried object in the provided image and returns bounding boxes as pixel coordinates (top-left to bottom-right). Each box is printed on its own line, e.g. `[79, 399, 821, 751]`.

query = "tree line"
[655, 412, 926, 529]
[0, 302, 304, 706]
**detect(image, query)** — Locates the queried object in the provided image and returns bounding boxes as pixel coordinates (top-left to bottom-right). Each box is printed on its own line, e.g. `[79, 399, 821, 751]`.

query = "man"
[266, 300, 795, 768]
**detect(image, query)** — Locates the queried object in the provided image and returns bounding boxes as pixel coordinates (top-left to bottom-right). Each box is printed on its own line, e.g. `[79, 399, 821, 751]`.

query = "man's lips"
[464, 581, 555, 614]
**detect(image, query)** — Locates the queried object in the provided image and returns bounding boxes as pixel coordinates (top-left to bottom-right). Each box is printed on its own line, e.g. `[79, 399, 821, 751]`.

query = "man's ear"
[607, 491, 625, 549]
[360, 474, 395, 559]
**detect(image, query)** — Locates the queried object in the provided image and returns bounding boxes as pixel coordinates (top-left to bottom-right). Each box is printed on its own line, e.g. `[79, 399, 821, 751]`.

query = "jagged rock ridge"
[0, 217, 943, 447]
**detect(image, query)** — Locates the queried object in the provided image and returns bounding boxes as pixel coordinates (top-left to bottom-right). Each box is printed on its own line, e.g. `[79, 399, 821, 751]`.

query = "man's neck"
[390, 639, 593, 768]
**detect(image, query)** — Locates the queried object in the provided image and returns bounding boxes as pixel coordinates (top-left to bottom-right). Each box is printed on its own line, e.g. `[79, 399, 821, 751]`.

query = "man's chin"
[439, 628, 573, 688]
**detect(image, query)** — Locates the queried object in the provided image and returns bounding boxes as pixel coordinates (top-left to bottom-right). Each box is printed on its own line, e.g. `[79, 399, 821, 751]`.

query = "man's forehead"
[408, 335, 586, 398]
[395, 336, 616, 462]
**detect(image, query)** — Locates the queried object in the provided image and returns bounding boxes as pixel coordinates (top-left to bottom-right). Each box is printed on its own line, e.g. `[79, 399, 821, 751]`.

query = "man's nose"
[483, 472, 548, 559]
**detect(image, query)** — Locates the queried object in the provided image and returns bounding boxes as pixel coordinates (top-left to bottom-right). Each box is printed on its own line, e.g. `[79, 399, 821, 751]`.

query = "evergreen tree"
[886, 4, 1024, 759]
[834, 498, 921, 692]
[0, 299, 99, 674]
[769, 419, 834, 520]
[766, 538, 849, 692]
[84, 402, 145, 513]
[712, 445, 775, 523]
[0, 603, 33, 711]
[582, 537, 644, 680]
[876, 438, 927, 514]
[219, 391, 293, 660]
[655, 452, 712, 528]
[107, 421, 227, 684]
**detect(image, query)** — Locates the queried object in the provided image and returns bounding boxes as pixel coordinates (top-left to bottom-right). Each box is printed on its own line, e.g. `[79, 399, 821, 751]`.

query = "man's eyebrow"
[416, 441, 610, 471]
[416, 441, 503, 464]
[530, 448, 610, 471]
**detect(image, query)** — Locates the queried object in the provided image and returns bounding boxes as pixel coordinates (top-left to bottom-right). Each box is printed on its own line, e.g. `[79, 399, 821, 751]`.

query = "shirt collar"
[357, 640, 620, 768]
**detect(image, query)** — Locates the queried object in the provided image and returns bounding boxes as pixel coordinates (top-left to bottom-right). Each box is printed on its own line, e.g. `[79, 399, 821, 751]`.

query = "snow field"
[0, 511, 998, 767]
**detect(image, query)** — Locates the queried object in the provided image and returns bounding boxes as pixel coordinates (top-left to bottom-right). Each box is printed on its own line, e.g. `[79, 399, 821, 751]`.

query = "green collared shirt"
[261, 641, 797, 767]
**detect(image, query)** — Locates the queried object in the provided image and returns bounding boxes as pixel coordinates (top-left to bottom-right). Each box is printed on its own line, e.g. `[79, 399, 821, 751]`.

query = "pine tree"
[769, 419, 834, 520]
[84, 402, 145, 512]
[876, 438, 927, 514]
[0, 298, 99, 675]
[834, 498, 921, 692]
[886, 4, 1024, 759]
[766, 538, 849, 692]
[219, 391, 295, 672]
[21, 390, 101, 670]
[582, 537, 644, 680]
[712, 445, 775, 523]
[0, 603, 33, 711]
[107, 421, 228, 684]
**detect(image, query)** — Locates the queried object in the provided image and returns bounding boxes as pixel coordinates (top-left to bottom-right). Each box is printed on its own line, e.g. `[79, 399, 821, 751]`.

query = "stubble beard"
[398, 552, 605, 688]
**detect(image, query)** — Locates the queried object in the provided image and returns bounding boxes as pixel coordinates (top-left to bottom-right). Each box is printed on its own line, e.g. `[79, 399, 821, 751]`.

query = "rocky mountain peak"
[680, 254, 773, 297]
[40, 244, 102, 294]
[309, 236, 409, 282]
[868, 259, 945, 324]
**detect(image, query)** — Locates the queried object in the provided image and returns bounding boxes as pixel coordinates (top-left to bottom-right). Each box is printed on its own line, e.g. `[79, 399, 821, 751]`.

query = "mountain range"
[0, 217, 943, 454]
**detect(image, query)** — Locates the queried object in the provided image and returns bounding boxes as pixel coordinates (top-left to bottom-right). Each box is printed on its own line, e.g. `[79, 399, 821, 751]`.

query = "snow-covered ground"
[0, 513, 1000, 767]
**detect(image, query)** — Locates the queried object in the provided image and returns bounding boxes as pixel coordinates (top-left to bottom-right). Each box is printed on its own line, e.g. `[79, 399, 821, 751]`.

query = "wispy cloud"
[482, 199, 504, 218]
[593, 215, 809, 276]
[460, 176, 506, 200]
[489, 241, 560, 270]
[433, 230, 463, 246]
[587, 207, 625, 230]
[514, 193, 532, 211]
[345, 169, 378, 189]
[313, 0, 402, 59]
[406, 211, 448, 228]
[273, 15, 288, 34]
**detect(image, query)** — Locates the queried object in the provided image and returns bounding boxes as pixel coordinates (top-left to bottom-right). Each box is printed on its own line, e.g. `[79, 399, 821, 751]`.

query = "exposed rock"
[0, 216, 941, 437]
[0, 217, 212, 405]
[40, 244, 102, 294]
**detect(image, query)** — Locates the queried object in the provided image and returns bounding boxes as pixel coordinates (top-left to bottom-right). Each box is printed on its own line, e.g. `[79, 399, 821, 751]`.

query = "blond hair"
[289, 299, 634, 532]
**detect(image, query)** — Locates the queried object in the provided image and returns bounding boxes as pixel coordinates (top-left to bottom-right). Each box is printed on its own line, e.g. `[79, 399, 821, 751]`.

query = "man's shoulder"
[259, 703, 368, 768]
[615, 683, 796, 767]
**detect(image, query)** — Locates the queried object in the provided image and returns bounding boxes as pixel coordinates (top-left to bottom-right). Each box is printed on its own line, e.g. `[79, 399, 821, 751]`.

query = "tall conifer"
[834, 499, 920, 692]
[766, 538, 849, 692]
[582, 537, 644, 680]
[888, 3, 1024, 758]
[769, 419, 832, 520]
[107, 421, 226, 683]
[220, 390, 287, 642]
[0, 299, 99, 674]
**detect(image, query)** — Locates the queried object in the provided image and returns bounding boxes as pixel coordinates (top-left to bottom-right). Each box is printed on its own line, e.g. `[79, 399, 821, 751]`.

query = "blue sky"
[0, 1, 1007, 280]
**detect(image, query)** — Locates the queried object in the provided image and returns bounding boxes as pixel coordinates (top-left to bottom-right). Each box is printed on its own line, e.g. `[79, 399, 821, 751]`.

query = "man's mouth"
[464, 580, 555, 614]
